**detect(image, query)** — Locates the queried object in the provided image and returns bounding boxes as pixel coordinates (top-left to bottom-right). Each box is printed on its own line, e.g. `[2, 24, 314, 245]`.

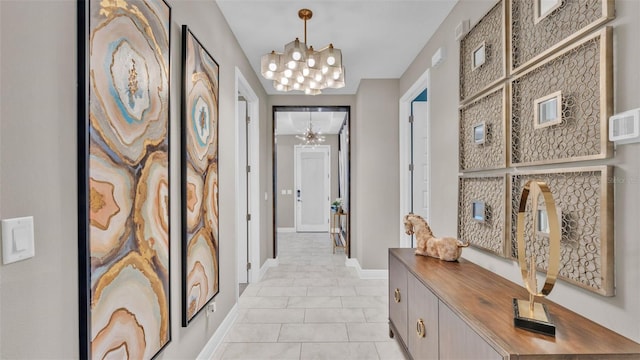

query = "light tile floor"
[213, 232, 407, 360]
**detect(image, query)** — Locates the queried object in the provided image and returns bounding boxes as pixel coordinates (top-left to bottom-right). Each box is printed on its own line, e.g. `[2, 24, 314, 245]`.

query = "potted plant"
[331, 198, 343, 213]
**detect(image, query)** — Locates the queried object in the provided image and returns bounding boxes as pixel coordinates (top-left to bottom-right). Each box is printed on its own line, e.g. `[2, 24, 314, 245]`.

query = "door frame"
[235, 67, 260, 292]
[272, 106, 351, 258]
[294, 145, 331, 232]
[399, 69, 431, 248]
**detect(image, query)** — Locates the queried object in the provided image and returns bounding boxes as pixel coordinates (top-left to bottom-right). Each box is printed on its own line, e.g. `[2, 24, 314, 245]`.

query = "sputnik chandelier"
[296, 113, 325, 145]
[261, 8, 345, 95]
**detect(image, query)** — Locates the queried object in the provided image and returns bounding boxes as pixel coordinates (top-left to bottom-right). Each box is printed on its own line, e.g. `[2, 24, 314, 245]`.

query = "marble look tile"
[300, 342, 380, 360]
[293, 278, 339, 287]
[239, 284, 261, 297]
[287, 296, 342, 308]
[256, 278, 296, 287]
[375, 341, 408, 360]
[257, 286, 308, 297]
[225, 324, 281, 342]
[347, 323, 394, 342]
[304, 308, 366, 323]
[262, 271, 297, 279]
[356, 286, 388, 296]
[236, 308, 305, 324]
[278, 323, 348, 342]
[238, 296, 288, 309]
[341, 296, 387, 309]
[219, 232, 394, 358]
[338, 278, 388, 287]
[297, 265, 334, 272]
[220, 343, 301, 360]
[363, 308, 388, 323]
[306, 286, 356, 297]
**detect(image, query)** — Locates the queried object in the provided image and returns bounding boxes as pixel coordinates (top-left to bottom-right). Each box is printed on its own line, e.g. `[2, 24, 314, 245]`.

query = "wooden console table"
[388, 248, 640, 359]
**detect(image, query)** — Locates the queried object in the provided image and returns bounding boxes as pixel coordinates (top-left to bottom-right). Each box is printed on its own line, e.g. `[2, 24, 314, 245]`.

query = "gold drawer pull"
[394, 288, 401, 303]
[417, 318, 426, 338]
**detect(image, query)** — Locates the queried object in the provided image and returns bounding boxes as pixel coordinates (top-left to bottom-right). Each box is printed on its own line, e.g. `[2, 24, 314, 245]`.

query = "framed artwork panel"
[459, 85, 508, 172]
[508, 166, 614, 296]
[77, 0, 172, 358]
[458, 175, 508, 257]
[510, 0, 614, 74]
[181, 25, 220, 326]
[459, 0, 507, 103]
[510, 27, 612, 166]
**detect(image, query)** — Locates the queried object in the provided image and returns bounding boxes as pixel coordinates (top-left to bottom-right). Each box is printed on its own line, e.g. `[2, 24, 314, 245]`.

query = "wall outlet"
[206, 302, 216, 317]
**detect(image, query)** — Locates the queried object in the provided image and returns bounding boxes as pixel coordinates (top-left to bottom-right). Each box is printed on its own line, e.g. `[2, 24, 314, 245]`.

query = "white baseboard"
[277, 227, 295, 233]
[256, 258, 279, 282]
[196, 304, 238, 360]
[345, 258, 388, 280]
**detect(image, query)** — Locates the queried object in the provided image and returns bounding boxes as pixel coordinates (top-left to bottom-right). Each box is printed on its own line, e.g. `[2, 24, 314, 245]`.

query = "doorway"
[399, 69, 431, 248]
[273, 106, 351, 258]
[235, 68, 259, 298]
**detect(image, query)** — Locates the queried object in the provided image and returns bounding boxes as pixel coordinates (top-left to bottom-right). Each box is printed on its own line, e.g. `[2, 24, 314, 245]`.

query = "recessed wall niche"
[510, 27, 612, 167]
[458, 175, 507, 256]
[459, 85, 507, 171]
[510, 0, 614, 74]
[509, 166, 614, 296]
[459, 0, 506, 103]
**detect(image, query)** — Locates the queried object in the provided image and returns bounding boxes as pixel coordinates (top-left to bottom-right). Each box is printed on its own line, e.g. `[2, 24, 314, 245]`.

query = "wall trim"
[256, 258, 279, 282]
[277, 227, 296, 233]
[196, 304, 238, 360]
[345, 258, 388, 279]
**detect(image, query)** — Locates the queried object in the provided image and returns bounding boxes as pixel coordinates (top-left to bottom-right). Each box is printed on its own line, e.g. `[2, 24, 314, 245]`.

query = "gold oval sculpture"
[514, 180, 561, 337]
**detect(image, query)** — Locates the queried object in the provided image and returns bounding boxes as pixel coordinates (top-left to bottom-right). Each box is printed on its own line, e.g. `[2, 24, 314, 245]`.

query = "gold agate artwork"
[513, 180, 560, 336]
[181, 26, 220, 326]
[404, 214, 469, 261]
[79, 0, 172, 358]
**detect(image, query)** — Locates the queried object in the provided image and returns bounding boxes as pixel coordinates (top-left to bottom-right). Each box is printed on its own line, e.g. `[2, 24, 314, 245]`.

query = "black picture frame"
[77, 0, 172, 358]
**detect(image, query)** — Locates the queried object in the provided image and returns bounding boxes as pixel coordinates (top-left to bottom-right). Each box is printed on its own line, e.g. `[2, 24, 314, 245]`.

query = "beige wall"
[400, 0, 640, 343]
[0, 0, 269, 358]
[275, 135, 340, 229]
[353, 79, 400, 269]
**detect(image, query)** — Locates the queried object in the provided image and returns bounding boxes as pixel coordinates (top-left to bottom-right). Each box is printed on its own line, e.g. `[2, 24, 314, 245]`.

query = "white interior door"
[412, 101, 430, 220]
[295, 145, 330, 232]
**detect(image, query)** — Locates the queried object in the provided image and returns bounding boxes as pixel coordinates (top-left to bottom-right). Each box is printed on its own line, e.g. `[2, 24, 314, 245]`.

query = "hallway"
[213, 232, 406, 359]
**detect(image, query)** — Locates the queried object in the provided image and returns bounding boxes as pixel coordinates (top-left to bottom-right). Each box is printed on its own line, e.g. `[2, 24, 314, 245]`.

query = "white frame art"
[533, 91, 563, 129]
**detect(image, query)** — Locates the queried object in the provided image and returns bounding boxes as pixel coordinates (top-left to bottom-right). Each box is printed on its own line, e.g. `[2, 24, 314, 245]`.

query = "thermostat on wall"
[609, 108, 640, 144]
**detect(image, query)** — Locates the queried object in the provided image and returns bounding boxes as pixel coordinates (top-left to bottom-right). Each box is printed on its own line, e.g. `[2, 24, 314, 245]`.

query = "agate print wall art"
[181, 25, 220, 326]
[77, 0, 171, 358]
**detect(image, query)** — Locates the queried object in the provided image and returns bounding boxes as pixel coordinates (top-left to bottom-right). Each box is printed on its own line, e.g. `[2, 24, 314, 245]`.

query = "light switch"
[2, 216, 35, 265]
[287, 190, 293, 195]
[281, 189, 286, 195]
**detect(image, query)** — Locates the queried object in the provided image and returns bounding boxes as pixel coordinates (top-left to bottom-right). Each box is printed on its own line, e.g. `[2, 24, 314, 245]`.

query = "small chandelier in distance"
[296, 113, 325, 145]
[261, 8, 345, 95]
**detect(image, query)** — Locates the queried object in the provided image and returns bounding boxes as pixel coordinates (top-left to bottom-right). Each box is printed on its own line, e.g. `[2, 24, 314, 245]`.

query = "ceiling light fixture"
[261, 8, 345, 95]
[296, 113, 325, 145]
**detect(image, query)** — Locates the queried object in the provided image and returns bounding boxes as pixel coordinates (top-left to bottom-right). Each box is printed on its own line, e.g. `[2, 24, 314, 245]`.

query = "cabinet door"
[388, 254, 408, 342]
[407, 274, 439, 359]
[439, 303, 503, 360]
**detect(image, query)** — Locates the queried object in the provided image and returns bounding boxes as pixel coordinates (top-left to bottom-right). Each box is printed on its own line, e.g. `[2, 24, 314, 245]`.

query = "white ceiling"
[275, 111, 347, 135]
[216, 0, 458, 95]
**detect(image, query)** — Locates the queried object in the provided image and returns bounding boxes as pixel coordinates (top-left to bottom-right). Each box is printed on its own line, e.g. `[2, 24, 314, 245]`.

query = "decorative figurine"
[403, 213, 469, 261]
